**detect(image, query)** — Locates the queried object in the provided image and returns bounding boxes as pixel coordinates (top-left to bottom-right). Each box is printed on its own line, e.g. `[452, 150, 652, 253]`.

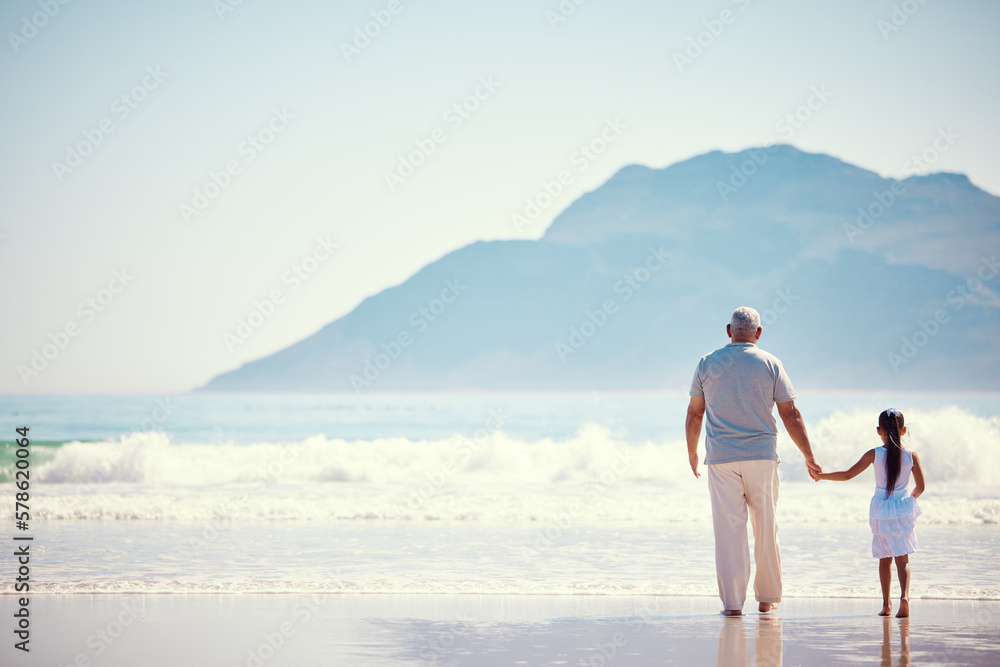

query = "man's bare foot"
[722, 609, 742, 616]
[896, 599, 909, 618]
[878, 602, 892, 616]
[758, 602, 778, 613]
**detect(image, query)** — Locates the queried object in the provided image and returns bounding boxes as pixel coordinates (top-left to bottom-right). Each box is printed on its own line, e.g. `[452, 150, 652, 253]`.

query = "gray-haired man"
[685, 307, 821, 615]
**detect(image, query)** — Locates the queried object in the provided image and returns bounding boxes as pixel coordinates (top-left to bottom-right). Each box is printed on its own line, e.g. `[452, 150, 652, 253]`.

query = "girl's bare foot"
[758, 602, 777, 613]
[722, 609, 742, 616]
[896, 599, 909, 618]
[878, 603, 891, 616]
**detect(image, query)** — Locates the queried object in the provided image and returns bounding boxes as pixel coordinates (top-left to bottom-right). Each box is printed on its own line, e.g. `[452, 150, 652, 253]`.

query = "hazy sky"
[2, 0, 998, 394]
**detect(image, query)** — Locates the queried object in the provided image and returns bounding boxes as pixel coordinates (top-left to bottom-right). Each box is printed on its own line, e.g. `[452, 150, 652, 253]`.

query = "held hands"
[805, 457, 822, 481]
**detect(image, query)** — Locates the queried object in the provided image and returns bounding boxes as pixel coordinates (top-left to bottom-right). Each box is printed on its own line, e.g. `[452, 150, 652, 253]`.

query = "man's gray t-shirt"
[690, 342, 796, 465]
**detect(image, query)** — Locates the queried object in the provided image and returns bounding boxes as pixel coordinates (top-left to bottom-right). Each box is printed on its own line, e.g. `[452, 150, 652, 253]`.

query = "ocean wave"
[2, 407, 996, 524]
[17, 406, 1000, 487]
[27, 423, 671, 486]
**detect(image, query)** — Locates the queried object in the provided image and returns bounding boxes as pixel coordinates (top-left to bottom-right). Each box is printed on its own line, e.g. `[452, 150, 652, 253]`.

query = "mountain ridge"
[199, 145, 1000, 393]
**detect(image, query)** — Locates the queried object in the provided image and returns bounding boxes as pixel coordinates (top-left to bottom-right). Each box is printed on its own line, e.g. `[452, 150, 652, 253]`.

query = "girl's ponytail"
[879, 408, 904, 498]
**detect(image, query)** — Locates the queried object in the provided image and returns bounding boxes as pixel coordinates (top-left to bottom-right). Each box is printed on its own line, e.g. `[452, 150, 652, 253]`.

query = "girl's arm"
[815, 449, 876, 481]
[910, 451, 925, 498]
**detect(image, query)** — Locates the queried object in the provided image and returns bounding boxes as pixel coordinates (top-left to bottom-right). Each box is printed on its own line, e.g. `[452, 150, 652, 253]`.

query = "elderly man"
[686, 307, 821, 615]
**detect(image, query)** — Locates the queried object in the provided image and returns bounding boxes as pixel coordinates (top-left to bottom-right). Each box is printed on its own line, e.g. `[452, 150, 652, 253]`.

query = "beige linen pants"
[707, 460, 781, 611]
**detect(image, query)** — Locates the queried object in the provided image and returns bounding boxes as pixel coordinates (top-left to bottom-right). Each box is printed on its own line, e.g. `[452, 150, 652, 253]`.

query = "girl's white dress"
[869, 446, 921, 558]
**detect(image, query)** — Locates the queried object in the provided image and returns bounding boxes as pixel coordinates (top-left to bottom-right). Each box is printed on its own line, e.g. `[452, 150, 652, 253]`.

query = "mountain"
[199, 145, 1000, 392]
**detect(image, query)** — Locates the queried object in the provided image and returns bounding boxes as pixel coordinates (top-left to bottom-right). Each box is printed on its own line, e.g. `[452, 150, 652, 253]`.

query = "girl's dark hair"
[879, 409, 905, 498]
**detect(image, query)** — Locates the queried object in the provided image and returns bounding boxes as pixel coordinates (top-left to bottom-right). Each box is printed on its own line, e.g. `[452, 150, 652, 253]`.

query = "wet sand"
[3, 594, 999, 666]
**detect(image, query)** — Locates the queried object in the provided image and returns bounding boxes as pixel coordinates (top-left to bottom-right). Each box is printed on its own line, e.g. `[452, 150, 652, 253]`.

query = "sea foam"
[27, 406, 1000, 487]
[3, 406, 994, 524]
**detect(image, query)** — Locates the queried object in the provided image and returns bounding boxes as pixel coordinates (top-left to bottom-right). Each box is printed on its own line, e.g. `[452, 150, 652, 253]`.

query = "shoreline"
[6, 591, 1000, 600]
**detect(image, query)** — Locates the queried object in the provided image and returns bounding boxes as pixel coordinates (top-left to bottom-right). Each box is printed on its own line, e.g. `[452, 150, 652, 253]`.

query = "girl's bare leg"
[878, 557, 892, 615]
[895, 555, 910, 618]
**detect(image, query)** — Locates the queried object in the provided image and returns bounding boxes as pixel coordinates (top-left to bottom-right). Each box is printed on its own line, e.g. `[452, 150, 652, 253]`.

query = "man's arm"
[685, 396, 706, 479]
[776, 400, 822, 480]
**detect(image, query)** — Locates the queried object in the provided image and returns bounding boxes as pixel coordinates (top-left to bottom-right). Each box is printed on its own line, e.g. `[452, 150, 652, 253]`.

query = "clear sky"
[2, 0, 998, 394]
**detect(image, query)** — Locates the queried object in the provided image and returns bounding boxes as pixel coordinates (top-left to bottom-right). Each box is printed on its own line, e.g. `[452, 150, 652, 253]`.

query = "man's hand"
[685, 397, 706, 480]
[804, 456, 822, 481]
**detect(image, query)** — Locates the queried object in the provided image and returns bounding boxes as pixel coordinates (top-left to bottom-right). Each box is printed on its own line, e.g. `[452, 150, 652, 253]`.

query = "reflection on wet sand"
[881, 617, 911, 667]
[717, 615, 783, 666]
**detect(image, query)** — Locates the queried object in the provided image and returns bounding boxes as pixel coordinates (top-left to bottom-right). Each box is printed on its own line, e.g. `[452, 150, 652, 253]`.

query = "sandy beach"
[4, 594, 998, 666]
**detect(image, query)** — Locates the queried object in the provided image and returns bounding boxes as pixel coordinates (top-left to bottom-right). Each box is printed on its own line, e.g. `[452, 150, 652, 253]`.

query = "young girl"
[816, 408, 925, 617]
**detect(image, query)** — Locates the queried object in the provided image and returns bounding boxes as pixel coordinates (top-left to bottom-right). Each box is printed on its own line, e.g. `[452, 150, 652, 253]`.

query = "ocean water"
[1, 392, 998, 600]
